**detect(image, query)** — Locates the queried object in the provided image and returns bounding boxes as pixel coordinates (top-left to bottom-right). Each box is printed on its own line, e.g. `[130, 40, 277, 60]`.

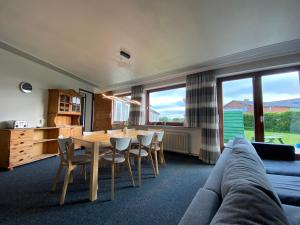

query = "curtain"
[186, 71, 220, 164]
[129, 85, 145, 125]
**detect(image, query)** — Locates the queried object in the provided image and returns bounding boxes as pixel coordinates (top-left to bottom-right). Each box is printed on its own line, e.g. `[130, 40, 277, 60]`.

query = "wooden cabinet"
[0, 127, 59, 170]
[47, 89, 83, 149]
[48, 89, 81, 127]
[48, 89, 81, 116]
[59, 126, 82, 138]
[93, 93, 113, 131]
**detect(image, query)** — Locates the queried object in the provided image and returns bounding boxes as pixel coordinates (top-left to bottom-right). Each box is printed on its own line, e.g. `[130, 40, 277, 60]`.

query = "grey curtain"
[129, 85, 145, 125]
[186, 71, 220, 164]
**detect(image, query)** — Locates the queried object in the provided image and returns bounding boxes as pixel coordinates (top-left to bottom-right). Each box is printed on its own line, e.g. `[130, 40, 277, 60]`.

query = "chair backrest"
[58, 137, 73, 163]
[107, 129, 122, 135]
[137, 134, 154, 148]
[110, 137, 131, 152]
[83, 131, 105, 136]
[154, 131, 164, 142]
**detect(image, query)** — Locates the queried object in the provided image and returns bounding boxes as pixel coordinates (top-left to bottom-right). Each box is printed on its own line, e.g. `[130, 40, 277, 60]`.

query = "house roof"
[225, 98, 300, 108]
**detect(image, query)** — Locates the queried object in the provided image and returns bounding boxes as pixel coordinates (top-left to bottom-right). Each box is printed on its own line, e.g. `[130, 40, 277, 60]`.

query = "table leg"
[89, 142, 99, 201]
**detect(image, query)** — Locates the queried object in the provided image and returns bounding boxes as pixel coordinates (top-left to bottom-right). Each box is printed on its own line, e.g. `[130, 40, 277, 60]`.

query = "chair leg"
[51, 163, 63, 192]
[126, 160, 135, 187]
[148, 152, 157, 177]
[138, 157, 142, 187]
[154, 151, 159, 175]
[130, 157, 135, 166]
[69, 171, 74, 183]
[60, 168, 72, 205]
[159, 143, 166, 165]
[111, 163, 115, 200]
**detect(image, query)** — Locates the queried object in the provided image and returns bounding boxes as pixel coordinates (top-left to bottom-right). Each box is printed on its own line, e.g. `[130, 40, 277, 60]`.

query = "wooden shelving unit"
[47, 89, 83, 148]
[0, 127, 59, 170]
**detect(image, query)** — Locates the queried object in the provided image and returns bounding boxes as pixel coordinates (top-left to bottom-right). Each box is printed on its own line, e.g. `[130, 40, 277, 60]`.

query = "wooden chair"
[148, 129, 166, 165]
[130, 134, 156, 187]
[151, 131, 165, 175]
[51, 138, 91, 205]
[102, 137, 135, 200]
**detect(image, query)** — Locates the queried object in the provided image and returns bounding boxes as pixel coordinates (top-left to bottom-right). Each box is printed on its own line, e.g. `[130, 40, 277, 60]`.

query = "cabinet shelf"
[33, 139, 57, 144]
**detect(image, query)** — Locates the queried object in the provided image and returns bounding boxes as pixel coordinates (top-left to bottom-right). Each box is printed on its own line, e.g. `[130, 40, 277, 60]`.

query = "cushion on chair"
[103, 153, 126, 163]
[130, 149, 148, 157]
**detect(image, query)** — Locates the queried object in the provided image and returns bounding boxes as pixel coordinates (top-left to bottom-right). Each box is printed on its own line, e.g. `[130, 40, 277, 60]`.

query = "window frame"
[217, 65, 300, 149]
[112, 92, 131, 124]
[146, 83, 186, 126]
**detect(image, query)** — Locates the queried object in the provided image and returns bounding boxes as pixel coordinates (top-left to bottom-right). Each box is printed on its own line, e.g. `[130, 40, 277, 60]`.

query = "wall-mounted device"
[19, 82, 33, 93]
[120, 50, 131, 59]
[6, 120, 28, 129]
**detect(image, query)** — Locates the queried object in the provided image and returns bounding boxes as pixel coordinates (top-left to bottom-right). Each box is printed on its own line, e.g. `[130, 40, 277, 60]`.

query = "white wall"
[0, 48, 95, 129]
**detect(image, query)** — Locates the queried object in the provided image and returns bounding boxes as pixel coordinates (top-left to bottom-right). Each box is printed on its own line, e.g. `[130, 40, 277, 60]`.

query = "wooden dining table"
[72, 130, 153, 201]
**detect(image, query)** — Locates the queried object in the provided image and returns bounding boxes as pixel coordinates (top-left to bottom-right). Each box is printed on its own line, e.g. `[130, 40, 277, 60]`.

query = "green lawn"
[244, 129, 300, 145]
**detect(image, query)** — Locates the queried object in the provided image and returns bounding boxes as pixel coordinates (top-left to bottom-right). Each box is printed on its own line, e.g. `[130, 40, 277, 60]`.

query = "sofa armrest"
[178, 188, 220, 225]
[252, 142, 295, 161]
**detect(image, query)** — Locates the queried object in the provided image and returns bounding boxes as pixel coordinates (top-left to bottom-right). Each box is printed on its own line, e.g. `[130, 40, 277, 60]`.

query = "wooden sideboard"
[0, 127, 59, 170]
[0, 126, 83, 170]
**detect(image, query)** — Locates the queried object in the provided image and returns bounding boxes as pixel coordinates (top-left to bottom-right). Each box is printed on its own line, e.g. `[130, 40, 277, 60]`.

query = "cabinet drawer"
[10, 130, 34, 140]
[10, 147, 32, 157]
[10, 151, 31, 164]
[10, 140, 33, 150]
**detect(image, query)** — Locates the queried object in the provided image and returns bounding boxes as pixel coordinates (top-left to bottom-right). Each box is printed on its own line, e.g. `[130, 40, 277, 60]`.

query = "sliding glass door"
[218, 67, 300, 149]
[261, 71, 300, 146]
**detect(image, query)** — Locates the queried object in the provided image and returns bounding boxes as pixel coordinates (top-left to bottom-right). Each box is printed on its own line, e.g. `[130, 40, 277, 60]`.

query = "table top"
[72, 130, 154, 144]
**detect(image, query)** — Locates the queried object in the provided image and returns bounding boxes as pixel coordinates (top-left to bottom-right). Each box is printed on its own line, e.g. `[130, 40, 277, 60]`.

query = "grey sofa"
[179, 138, 300, 225]
[253, 142, 300, 206]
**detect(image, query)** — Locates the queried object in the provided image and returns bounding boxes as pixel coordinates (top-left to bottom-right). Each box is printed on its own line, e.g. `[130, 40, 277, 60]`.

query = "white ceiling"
[0, 0, 300, 90]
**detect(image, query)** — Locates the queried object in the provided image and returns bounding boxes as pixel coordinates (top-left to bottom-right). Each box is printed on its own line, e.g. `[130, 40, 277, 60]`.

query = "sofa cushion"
[203, 147, 232, 196]
[263, 160, 300, 177]
[178, 188, 220, 225]
[252, 142, 295, 161]
[282, 204, 300, 225]
[268, 174, 300, 206]
[210, 183, 290, 225]
[221, 142, 279, 205]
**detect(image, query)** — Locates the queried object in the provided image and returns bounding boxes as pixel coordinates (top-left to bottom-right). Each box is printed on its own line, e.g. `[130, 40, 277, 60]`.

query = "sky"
[150, 87, 185, 119]
[223, 71, 300, 105]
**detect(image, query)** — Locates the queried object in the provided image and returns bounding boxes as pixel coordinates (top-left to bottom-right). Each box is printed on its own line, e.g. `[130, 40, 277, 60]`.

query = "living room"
[0, 1, 300, 225]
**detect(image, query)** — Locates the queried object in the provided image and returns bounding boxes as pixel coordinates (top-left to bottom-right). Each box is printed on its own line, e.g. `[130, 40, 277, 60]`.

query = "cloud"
[222, 71, 300, 104]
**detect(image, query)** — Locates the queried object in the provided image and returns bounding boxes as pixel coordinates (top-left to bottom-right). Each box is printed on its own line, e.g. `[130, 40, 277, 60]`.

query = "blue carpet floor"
[0, 152, 213, 225]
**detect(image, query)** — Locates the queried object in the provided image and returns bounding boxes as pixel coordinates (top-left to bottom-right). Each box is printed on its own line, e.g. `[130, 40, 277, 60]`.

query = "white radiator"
[163, 131, 190, 154]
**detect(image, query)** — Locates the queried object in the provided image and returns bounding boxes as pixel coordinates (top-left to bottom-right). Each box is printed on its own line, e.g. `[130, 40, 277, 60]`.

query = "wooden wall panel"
[93, 93, 112, 131]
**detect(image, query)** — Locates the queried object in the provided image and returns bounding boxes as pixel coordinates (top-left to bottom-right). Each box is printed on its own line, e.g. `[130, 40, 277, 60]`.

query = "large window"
[218, 67, 300, 149]
[113, 95, 131, 123]
[146, 84, 186, 126]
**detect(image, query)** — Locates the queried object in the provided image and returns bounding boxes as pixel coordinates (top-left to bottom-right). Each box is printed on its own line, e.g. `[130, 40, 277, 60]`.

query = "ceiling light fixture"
[102, 93, 141, 105]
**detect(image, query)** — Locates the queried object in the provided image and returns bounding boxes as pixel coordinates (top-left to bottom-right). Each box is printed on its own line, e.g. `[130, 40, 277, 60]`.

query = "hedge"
[243, 111, 300, 133]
